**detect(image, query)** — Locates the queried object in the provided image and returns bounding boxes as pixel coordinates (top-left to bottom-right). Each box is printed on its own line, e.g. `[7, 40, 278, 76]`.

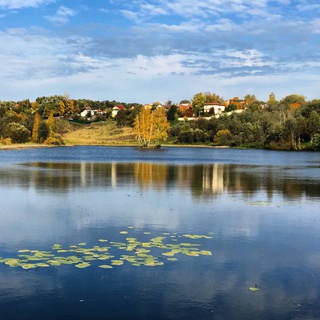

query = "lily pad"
[99, 265, 113, 269]
[75, 262, 91, 269]
[111, 260, 124, 266]
[249, 287, 260, 292]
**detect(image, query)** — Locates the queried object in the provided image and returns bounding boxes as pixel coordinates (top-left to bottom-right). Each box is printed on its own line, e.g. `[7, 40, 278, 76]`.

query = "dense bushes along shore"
[169, 105, 320, 151]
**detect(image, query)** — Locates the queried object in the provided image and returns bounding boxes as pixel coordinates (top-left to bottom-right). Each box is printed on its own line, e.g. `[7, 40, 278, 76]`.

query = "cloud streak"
[0, 0, 54, 10]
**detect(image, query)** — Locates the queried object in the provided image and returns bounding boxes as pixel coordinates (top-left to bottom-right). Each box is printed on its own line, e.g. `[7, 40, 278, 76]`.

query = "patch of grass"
[58, 119, 136, 146]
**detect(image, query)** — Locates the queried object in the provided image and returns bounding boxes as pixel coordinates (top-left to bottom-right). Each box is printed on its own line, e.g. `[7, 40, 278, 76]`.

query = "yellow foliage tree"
[32, 113, 41, 142]
[153, 108, 170, 143]
[47, 110, 56, 137]
[134, 107, 170, 148]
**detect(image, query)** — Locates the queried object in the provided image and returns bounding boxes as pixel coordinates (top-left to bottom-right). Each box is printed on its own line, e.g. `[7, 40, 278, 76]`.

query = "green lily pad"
[75, 262, 91, 268]
[21, 263, 37, 269]
[111, 260, 124, 266]
[200, 250, 212, 255]
[99, 265, 113, 269]
[36, 263, 50, 267]
[52, 244, 62, 250]
[249, 287, 260, 292]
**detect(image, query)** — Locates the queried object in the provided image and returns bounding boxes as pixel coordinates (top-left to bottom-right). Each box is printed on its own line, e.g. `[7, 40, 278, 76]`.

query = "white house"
[203, 103, 226, 115]
[80, 109, 103, 118]
[112, 105, 125, 118]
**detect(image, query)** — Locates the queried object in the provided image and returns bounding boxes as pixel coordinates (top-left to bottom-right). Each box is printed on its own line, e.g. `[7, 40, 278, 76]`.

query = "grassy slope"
[58, 119, 136, 146]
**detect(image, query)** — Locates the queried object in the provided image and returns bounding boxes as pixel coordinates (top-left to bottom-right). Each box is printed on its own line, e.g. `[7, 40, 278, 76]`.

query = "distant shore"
[0, 144, 53, 150]
[0, 143, 230, 150]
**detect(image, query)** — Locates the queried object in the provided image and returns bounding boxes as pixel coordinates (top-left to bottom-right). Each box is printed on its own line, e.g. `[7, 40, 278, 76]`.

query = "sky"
[0, 0, 319, 104]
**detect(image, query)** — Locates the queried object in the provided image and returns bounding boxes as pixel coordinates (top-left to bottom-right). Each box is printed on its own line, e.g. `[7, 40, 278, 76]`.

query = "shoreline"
[0, 144, 54, 150]
[0, 143, 230, 150]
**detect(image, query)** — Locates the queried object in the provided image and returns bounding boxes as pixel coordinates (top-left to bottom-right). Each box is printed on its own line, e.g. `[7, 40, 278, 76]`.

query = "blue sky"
[0, 0, 319, 103]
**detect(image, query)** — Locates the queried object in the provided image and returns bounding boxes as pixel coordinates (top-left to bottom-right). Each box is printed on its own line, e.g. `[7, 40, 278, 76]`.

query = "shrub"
[4, 122, 30, 143]
[214, 129, 233, 146]
[0, 137, 12, 145]
[44, 134, 65, 146]
[311, 134, 320, 151]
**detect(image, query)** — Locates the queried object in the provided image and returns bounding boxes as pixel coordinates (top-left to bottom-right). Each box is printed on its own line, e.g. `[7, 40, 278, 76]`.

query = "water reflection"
[1, 162, 318, 200]
[1, 156, 320, 319]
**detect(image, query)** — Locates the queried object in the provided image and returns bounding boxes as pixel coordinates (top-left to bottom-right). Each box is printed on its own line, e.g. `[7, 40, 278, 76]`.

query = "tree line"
[169, 93, 320, 150]
[0, 92, 320, 151]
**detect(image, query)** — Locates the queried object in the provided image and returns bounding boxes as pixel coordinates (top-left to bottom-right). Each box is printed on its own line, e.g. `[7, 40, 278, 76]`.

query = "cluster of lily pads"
[0, 228, 213, 270]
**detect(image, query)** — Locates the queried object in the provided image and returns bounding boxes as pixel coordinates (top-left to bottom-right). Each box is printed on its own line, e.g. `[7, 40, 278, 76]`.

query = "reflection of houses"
[202, 164, 225, 194]
[112, 105, 125, 118]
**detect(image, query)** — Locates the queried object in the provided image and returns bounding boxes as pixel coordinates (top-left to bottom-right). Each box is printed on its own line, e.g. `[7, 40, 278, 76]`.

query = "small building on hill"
[203, 103, 226, 115]
[112, 105, 125, 118]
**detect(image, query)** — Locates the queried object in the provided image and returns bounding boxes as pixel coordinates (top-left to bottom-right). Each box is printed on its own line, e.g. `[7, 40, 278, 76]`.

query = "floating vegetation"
[249, 287, 260, 292]
[75, 262, 91, 269]
[183, 234, 213, 240]
[0, 228, 213, 271]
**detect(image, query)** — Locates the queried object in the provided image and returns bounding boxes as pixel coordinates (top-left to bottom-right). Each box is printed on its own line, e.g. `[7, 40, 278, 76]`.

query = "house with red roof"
[112, 105, 126, 118]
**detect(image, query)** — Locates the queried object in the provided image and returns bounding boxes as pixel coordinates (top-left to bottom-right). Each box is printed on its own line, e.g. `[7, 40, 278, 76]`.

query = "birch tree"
[134, 107, 170, 148]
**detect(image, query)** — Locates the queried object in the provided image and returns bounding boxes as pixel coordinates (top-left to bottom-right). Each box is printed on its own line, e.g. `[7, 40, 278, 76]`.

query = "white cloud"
[0, 0, 54, 9]
[45, 5, 77, 25]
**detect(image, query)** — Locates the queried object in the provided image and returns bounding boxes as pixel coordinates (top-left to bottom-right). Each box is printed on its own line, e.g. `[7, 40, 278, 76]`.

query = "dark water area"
[0, 146, 319, 319]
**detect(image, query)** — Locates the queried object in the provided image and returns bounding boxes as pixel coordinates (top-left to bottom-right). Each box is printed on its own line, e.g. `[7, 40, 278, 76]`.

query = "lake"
[0, 146, 319, 320]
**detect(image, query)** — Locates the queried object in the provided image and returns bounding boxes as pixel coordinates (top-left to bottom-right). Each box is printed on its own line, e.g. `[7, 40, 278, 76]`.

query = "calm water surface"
[0, 146, 319, 320]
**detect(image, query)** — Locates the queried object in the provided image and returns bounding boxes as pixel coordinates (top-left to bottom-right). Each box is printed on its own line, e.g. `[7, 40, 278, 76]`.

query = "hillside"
[58, 120, 136, 146]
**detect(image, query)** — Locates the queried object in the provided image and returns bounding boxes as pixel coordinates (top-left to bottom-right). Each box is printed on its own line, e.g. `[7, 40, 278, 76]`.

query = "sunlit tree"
[134, 107, 170, 148]
[32, 113, 41, 142]
[47, 110, 56, 136]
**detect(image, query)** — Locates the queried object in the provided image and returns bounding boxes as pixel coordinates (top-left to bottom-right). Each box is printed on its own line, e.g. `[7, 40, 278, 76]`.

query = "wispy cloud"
[0, 0, 54, 10]
[45, 5, 77, 25]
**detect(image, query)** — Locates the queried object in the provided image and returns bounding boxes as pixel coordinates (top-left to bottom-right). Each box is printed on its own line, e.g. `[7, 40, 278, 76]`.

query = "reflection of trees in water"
[134, 163, 168, 188]
[0, 162, 318, 199]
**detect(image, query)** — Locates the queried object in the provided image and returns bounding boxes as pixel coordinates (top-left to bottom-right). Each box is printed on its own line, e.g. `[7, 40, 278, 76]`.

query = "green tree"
[167, 104, 178, 121]
[38, 122, 50, 143]
[308, 111, 320, 141]
[266, 92, 278, 109]
[192, 92, 205, 116]
[4, 123, 30, 143]
[311, 134, 320, 151]
[214, 129, 233, 146]
[244, 94, 257, 102]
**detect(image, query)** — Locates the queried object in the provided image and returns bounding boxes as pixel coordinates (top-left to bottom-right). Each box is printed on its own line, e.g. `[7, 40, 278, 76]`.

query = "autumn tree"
[32, 113, 41, 142]
[152, 108, 170, 144]
[47, 110, 56, 136]
[134, 107, 170, 148]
